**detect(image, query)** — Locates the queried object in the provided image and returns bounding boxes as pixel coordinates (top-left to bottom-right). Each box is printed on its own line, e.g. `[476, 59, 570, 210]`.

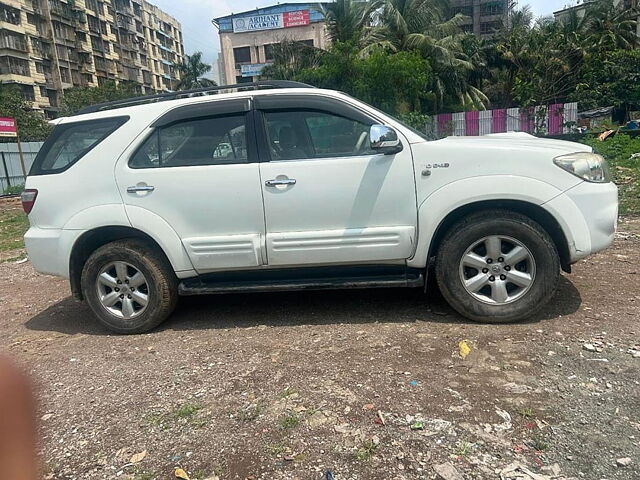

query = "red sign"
[283, 10, 310, 28]
[0, 117, 17, 137]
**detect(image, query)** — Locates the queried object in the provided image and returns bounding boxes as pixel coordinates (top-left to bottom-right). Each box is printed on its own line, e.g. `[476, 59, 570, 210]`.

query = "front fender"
[407, 175, 583, 268]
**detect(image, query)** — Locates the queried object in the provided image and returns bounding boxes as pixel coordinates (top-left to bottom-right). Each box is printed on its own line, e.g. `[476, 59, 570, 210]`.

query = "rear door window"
[30, 116, 129, 175]
[129, 114, 248, 168]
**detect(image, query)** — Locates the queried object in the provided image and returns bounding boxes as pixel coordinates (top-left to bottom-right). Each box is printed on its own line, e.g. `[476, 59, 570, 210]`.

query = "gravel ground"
[0, 217, 639, 480]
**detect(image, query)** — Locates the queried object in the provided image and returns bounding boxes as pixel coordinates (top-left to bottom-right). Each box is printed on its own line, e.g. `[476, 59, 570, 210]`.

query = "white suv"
[22, 81, 618, 333]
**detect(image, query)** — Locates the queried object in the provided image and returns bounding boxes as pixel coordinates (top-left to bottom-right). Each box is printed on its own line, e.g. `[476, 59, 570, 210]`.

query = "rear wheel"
[435, 210, 560, 323]
[81, 239, 178, 334]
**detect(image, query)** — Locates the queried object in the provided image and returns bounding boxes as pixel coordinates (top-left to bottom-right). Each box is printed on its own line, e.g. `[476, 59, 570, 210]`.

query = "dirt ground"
[0, 217, 638, 480]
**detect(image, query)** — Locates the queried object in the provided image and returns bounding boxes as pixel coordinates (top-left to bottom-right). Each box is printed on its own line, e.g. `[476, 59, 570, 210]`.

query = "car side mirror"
[370, 125, 403, 155]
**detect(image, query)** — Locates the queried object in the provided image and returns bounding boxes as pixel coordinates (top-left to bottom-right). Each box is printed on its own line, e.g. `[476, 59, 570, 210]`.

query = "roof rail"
[74, 80, 314, 116]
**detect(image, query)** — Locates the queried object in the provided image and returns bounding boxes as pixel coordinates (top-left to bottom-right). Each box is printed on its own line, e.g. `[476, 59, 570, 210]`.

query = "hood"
[438, 132, 592, 156]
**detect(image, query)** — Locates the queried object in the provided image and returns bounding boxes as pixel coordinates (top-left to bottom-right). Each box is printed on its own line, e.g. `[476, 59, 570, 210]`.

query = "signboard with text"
[0, 117, 17, 137]
[232, 10, 310, 33]
[240, 63, 272, 77]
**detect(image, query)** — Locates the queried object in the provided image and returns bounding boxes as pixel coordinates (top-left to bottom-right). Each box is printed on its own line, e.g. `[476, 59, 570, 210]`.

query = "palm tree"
[365, 0, 488, 111]
[175, 52, 217, 90]
[583, 0, 639, 51]
[321, 0, 383, 45]
[260, 40, 324, 80]
[508, 4, 534, 31]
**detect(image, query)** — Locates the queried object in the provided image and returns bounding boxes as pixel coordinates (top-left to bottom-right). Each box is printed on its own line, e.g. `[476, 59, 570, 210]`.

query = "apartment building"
[450, 0, 510, 37]
[0, 0, 184, 116]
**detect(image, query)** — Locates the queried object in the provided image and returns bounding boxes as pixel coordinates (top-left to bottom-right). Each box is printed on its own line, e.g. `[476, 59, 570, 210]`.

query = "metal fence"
[425, 102, 579, 139]
[0, 142, 43, 194]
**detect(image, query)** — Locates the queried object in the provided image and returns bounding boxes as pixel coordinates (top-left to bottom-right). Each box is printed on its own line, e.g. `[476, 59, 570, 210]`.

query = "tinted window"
[233, 46, 251, 64]
[263, 110, 374, 161]
[30, 116, 128, 175]
[130, 114, 248, 168]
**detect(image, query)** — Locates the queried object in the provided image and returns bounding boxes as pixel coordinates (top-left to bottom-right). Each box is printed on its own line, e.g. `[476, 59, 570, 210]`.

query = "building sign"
[232, 10, 310, 33]
[0, 117, 17, 137]
[283, 10, 310, 28]
[240, 63, 271, 77]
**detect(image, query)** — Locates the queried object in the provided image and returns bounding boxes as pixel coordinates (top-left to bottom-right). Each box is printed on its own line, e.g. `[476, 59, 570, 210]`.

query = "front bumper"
[544, 181, 618, 263]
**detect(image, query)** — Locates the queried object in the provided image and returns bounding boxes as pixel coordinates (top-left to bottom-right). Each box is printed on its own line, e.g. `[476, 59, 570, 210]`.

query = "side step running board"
[178, 265, 424, 296]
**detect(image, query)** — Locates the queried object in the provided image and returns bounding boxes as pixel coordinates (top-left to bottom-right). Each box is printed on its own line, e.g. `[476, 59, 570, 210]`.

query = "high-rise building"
[0, 0, 184, 117]
[450, 0, 510, 37]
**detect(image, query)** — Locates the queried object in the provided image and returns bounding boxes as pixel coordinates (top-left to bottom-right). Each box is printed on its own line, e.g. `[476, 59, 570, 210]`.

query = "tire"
[435, 209, 560, 323]
[81, 239, 178, 334]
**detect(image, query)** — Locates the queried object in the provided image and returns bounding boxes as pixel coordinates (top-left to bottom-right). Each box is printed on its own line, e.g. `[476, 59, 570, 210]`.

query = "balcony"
[117, 17, 132, 30]
[0, 60, 30, 77]
[0, 6, 21, 26]
[48, 1, 73, 20]
[0, 36, 28, 53]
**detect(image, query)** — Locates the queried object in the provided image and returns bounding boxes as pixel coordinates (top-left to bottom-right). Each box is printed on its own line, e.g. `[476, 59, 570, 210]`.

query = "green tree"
[175, 52, 216, 90]
[294, 45, 433, 114]
[583, 0, 639, 51]
[60, 80, 140, 116]
[571, 49, 640, 115]
[321, 0, 383, 46]
[364, 0, 487, 111]
[0, 85, 51, 141]
[260, 40, 324, 80]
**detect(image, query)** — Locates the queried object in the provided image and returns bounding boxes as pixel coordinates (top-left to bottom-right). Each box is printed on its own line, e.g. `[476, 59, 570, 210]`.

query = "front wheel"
[435, 210, 560, 323]
[81, 239, 178, 334]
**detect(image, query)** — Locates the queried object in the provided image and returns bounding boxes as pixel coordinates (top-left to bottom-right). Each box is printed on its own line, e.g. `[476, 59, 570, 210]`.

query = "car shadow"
[24, 275, 582, 336]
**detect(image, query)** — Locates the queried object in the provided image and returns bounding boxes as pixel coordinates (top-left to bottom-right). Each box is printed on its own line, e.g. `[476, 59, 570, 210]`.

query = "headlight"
[553, 152, 610, 183]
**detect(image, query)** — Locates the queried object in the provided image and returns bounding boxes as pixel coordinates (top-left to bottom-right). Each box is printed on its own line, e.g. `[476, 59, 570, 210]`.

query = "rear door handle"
[127, 185, 155, 193]
[265, 178, 296, 187]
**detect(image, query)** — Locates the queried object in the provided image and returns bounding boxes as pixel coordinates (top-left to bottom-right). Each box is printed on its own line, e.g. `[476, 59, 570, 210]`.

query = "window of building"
[480, 2, 505, 16]
[0, 32, 27, 52]
[35, 62, 43, 73]
[0, 56, 30, 76]
[26, 13, 37, 25]
[39, 86, 48, 97]
[480, 20, 502, 34]
[130, 114, 248, 168]
[235, 75, 253, 84]
[300, 39, 314, 47]
[233, 46, 251, 65]
[263, 44, 275, 62]
[0, 3, 21, 25]
[263, 110, 375, 161]
[59, 67, 71, 83]
[453, 6, 474, 16]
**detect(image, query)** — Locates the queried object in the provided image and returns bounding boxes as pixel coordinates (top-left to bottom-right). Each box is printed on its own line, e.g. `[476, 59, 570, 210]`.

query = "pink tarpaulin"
[520, 109, 535, 133]
[437, 113, 453, 136]
[547, 104, 563, 135]
[465, 110, 479, 136]
[492, 109, 507, 133]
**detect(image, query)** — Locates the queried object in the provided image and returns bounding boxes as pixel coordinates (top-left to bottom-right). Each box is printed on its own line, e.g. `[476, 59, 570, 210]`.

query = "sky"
[151, 0, 575, 80]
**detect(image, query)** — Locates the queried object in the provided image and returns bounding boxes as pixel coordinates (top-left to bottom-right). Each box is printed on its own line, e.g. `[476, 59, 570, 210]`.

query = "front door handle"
[265, 178, 296, 187]
[127, 185, 155, 193]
